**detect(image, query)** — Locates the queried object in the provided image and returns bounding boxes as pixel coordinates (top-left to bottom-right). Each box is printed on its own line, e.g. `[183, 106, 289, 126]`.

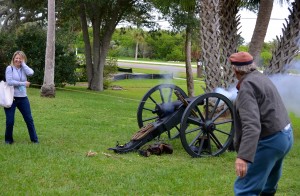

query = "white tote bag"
[0, 80, 14, 108]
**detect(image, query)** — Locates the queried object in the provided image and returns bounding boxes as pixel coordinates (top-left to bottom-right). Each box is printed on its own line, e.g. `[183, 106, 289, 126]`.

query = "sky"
[152, 1, 295, 44]
[238, 1, 294, 43]
[118, 1, 295, 44]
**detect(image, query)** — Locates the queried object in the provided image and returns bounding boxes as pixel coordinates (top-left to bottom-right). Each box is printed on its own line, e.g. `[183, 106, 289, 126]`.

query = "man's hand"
[235, 158, 248, 178]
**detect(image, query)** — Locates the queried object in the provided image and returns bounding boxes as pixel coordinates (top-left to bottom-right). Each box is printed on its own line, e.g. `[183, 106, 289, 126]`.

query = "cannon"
[109, 84, 234, 157]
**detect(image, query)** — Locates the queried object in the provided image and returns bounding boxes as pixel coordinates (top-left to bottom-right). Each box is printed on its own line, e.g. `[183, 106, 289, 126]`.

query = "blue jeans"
[4, 97, 38, 143]
[234, 125, 293, 195]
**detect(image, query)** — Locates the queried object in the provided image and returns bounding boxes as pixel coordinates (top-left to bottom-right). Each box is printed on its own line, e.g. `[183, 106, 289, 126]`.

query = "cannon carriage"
[109, 84, 235, 157]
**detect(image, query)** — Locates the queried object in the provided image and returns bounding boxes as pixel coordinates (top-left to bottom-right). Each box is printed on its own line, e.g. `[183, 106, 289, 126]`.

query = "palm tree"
[220, 0, 241, 88]
[199, 0, 222, 92]
[152, 0, 198, 97]
[132, 28, 145, 61]
[198, 0, 295, 92]
[248, 0, 274, 65]
[41, 0, 55, 97]
[244, 0, 291, 66]
[265, 1, 300, 74]
[199, 0, 241, 92]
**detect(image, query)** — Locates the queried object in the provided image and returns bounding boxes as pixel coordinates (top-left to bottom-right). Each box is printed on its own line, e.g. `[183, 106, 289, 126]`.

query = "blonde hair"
[232, 63, 257, 75]
[10, 51, 27, 66]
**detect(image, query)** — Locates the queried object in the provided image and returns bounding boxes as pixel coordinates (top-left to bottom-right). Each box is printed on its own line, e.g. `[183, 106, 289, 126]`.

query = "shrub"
[54, 45, 78, 87]
[104, 57, 118, 89]
[260, 51, 272, 68]
[14, 25, 78, 87]
[75, 56, 118, 89]
[166, 48, 185, 61]
[0, 31, 17, 80]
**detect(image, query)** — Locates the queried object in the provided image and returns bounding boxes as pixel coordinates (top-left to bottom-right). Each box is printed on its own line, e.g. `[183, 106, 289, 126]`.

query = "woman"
[4, 51, 39, 144]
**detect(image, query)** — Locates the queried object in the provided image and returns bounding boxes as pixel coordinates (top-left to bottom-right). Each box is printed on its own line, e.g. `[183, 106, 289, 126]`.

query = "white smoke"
[215, 86, 238, 101]
[215, 60, 300, 117]
[269, 60, 300, 117]
[158, 63, 180, 84]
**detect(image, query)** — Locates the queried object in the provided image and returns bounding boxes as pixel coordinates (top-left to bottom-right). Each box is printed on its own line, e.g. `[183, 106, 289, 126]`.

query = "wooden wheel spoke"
[197, 136, 208, 155]
[149, 95, 158, 105]
[211, 105, 229, 122]
[199, 112, 205, 122]
[187, 116, 204, 126]
[143, 107, 155, 112]
[168, 88, 173, 103]
[185, 126, 202, 135]
[188, 131, 203, 147]
[158, 88, 165, 103]
[209, 98, 221, 119]
[142, 116, 159, 123]
[214, 128, 231, 136]
[214, 118, 233, 125]
[205, 98, 209, 119]
[209, 132, 223, 149]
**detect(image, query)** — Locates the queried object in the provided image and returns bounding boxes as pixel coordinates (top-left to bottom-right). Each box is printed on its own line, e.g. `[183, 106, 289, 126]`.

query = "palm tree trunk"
[135, 42, 139, 60]
[249, 0, 274, 65]
[41, 0, 55, 97]
[200, 0, 222, 92]
[219, 0, 240, 88]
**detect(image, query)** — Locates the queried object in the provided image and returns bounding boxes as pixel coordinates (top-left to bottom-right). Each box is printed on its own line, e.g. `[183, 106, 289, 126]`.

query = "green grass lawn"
[0, 79, 299, 195]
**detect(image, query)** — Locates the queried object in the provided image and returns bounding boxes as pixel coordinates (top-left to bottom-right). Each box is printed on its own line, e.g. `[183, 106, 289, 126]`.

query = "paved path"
[117, 60, 197, 73]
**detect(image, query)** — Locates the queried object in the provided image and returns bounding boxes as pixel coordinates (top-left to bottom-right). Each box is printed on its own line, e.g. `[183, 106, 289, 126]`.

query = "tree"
[11, 25, 77, 86]
[197, 0, 244, 92]
[199, 0, 222, 92]
[0, 31, 16, 81]
[132, 28, 145, 60]
[152, 0, 199, 97]
[67, 0, 152, 91]
[0, 0, 47, 30]
[41, 0, 55, 97]
[146, 30, 185, 60]
[185, 11, 196, 97]
[109, 29, 188, 60]
[219, 0, 241, 88]
[125, 8, 154, 60]
[248, 0, 274, 65]
[265, 1, 300, 74]
[243, 0, 292, 66]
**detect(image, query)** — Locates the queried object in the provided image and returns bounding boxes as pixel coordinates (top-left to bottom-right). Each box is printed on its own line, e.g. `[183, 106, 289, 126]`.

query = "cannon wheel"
[137, 84, 188, 139]
[180, 92, 234, 157]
